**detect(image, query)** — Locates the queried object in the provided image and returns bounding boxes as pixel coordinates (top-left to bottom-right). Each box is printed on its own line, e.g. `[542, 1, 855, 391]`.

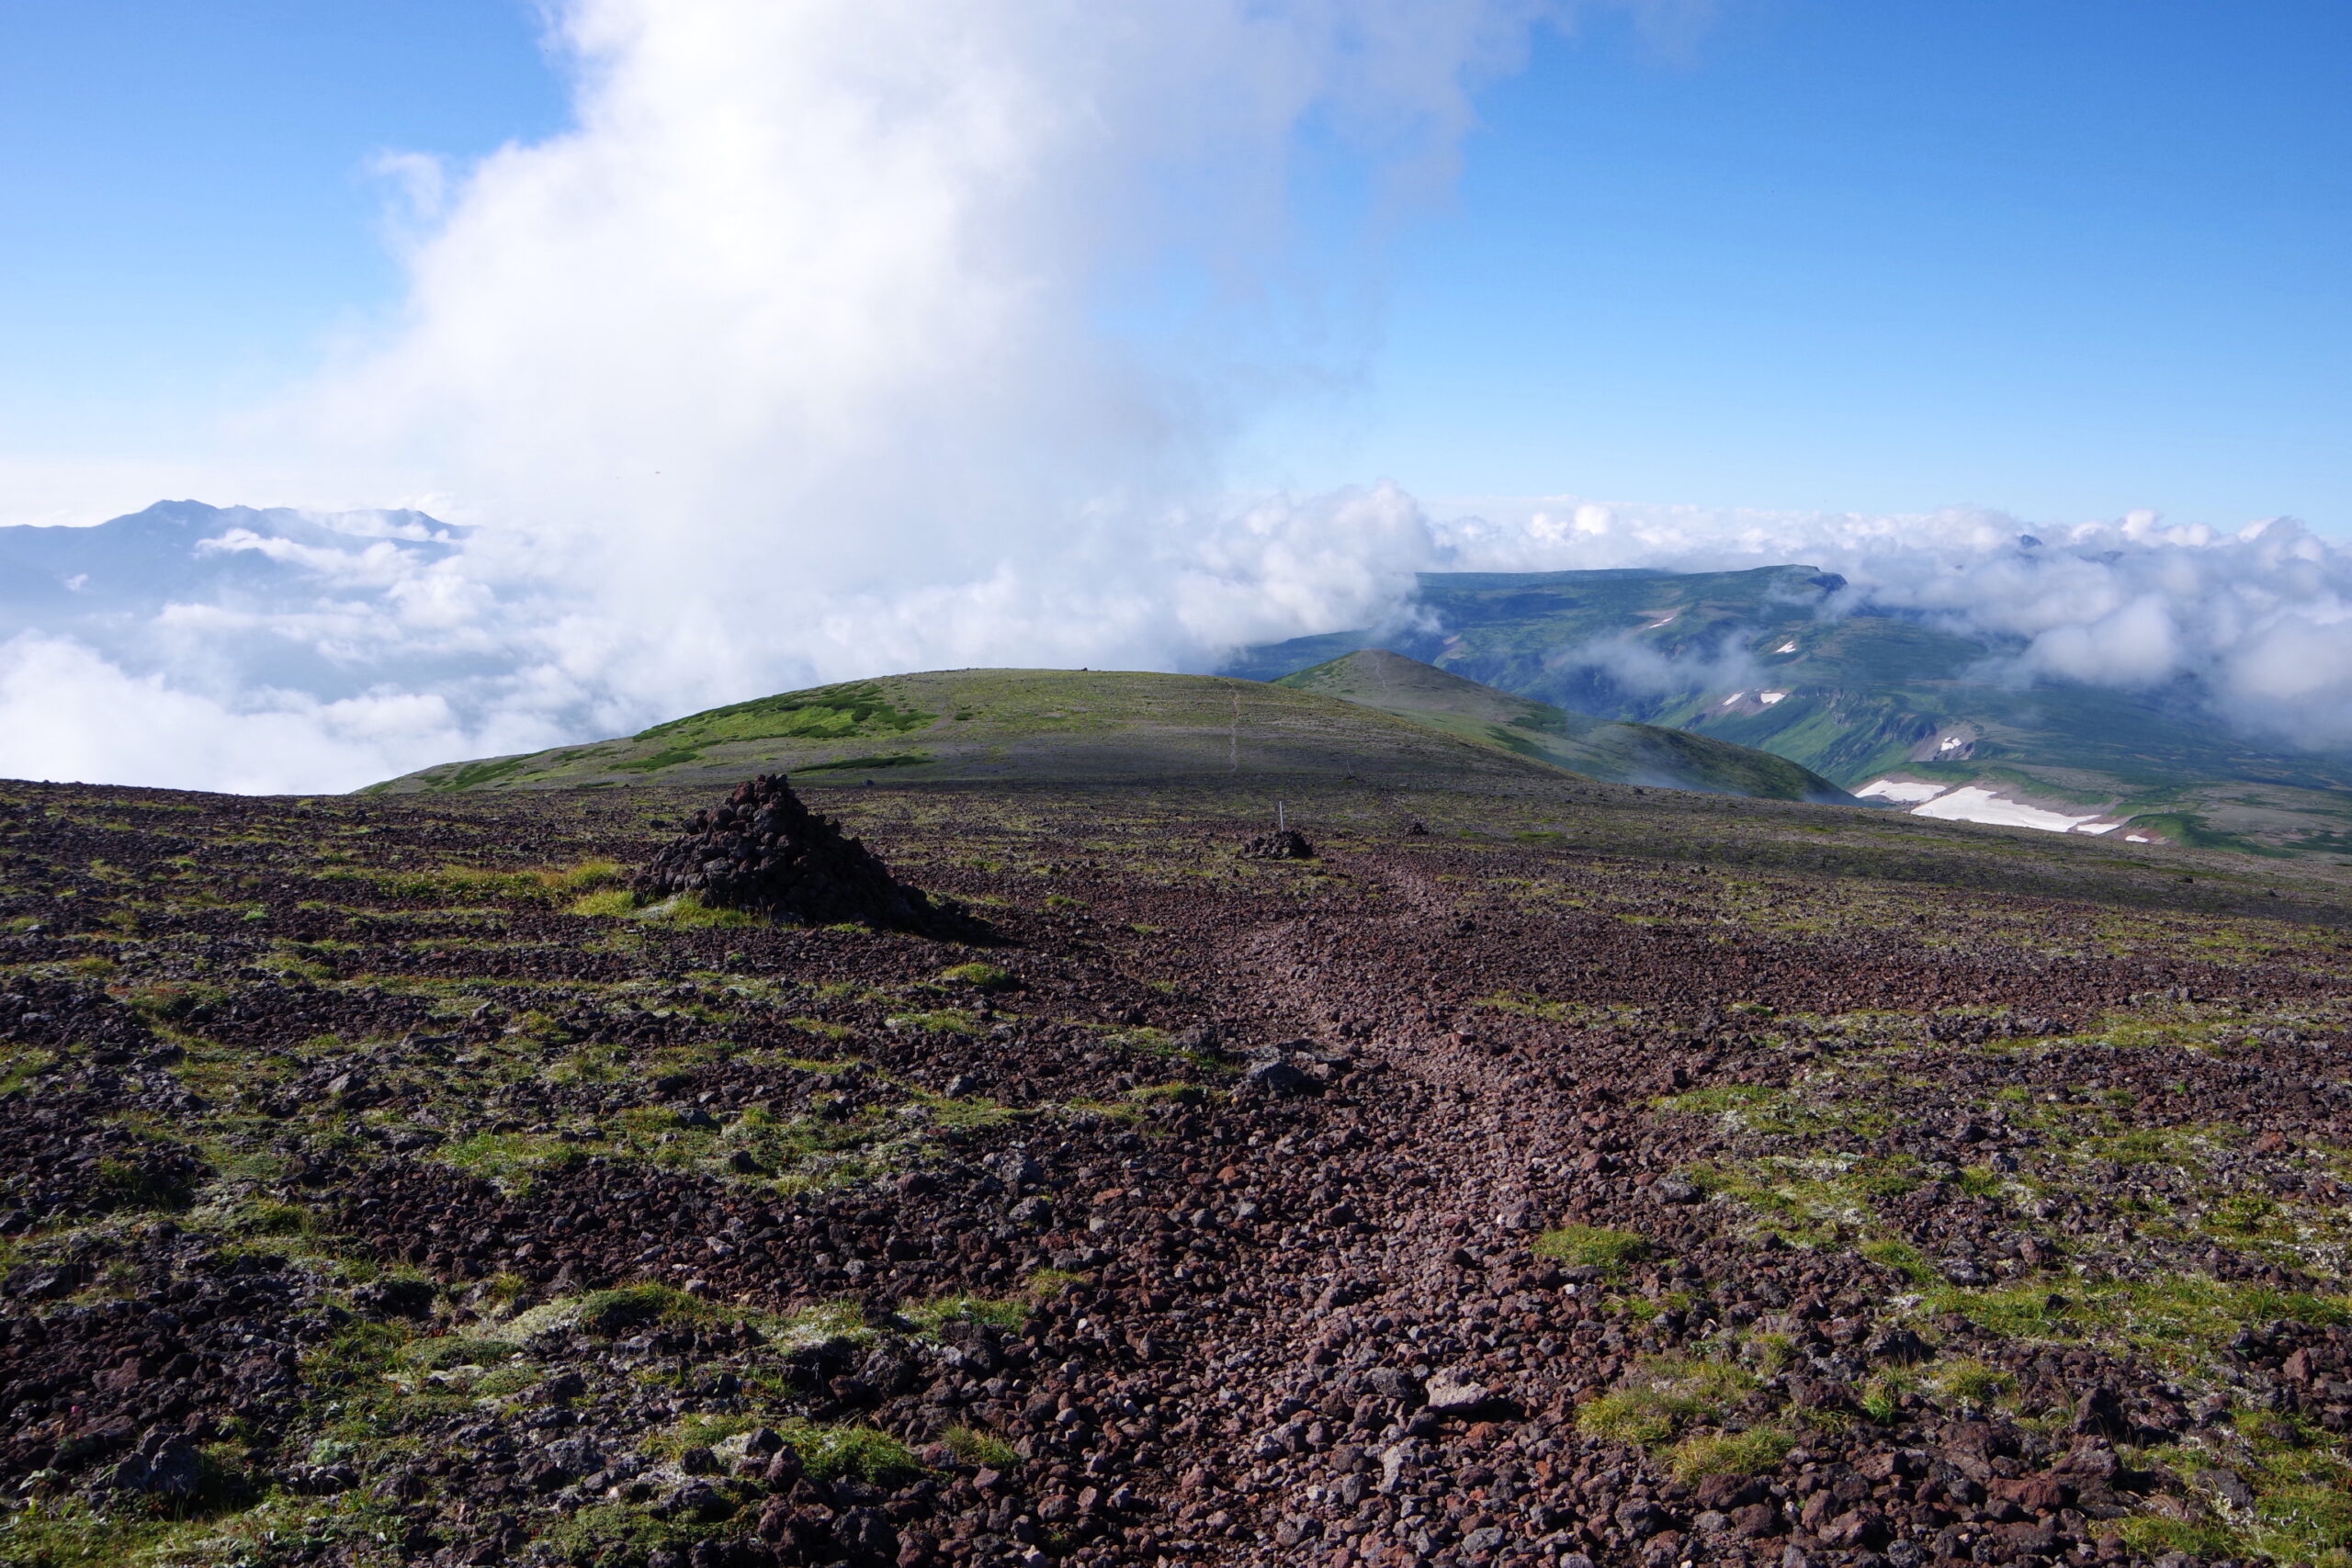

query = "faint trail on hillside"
[1195, 847, 1599, 1450]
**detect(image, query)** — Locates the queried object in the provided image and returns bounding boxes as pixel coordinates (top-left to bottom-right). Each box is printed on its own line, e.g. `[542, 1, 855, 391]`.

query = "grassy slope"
[1275, 649, 1857, 805]
[366, 668, 1589, 795]
[1232, 567, 2352, 859]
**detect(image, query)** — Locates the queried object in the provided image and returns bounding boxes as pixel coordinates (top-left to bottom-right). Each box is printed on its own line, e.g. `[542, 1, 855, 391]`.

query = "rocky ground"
[3, 776, 2352, 1568]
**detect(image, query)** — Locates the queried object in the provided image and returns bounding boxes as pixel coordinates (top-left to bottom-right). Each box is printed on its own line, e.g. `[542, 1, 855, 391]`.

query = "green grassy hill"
[1275, 649, 1855, 804]
[1230, 567, 2352, 859]
[367, 668, 1585, 795]
[366, 664, 1845, 803]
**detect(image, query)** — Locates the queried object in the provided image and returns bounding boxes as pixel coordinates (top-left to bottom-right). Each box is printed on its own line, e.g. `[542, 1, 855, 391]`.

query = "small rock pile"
[1237, 828, 1315, 860]
[632, 774, 944, 931]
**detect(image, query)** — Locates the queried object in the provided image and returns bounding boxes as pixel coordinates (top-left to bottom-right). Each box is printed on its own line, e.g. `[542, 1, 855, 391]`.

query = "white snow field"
[1854, 778, 1948, 805]
[1855, 778, 2127, 835]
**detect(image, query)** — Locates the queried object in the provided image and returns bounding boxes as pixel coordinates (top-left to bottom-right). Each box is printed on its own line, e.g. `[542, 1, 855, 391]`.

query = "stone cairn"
[1238, 827, 1315, 860]
[1238, 800, 1316, 861]
[633, 773, 945, 931]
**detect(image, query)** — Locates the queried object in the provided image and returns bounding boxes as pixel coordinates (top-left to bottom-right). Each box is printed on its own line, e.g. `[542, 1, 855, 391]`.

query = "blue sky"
[0, 1, 561, 450]
[1341, 0, 2352, 526]
[1, 0, 2346, 531]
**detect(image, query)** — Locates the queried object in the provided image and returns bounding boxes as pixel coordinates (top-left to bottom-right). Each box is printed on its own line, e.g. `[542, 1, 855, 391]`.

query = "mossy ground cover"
[1637, 993, 2352, 1562]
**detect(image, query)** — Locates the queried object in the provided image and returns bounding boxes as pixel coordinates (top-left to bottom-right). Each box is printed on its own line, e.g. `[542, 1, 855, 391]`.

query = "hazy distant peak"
[87, 499, 469, 545]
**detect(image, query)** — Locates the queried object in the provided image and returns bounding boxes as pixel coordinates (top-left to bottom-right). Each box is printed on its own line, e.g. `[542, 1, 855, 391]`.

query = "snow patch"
[1773, 640, 1798, 654]
[1908, 786, 2119, 834]
[1720, 692, 1745, 706]
[1856, 778, 1948, 805]
[1758, 691, 1787, 705]
[1938, 735, 1968, 751]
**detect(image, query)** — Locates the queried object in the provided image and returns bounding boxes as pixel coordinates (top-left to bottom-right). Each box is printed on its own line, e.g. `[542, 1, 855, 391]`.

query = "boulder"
[1423, 1372, 1491, 1415]
[1240, 1058, 1315, 1097]
[107, 1434, 202, 1499]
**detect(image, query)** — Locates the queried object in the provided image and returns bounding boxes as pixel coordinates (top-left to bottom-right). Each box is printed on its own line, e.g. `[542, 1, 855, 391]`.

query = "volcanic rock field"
[4, 775, 2352, 1568]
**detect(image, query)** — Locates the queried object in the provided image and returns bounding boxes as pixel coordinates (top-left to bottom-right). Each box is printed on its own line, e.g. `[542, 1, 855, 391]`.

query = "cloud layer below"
[9, 491, 2351, 793]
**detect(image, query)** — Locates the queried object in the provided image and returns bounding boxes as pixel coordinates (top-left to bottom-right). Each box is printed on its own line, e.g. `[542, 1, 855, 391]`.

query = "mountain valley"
[1228, 567, 2352, 861]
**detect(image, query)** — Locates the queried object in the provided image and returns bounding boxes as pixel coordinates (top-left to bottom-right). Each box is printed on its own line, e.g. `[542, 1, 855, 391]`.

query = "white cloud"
[0, 634, 508, 795]
[10, 0, 1597, 788]
[276, 0, 1582, 766]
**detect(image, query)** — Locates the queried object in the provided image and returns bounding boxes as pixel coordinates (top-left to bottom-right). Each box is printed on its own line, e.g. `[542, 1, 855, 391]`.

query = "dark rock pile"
[1237, 828, 1315, 860]
[632, 774, 943, 931]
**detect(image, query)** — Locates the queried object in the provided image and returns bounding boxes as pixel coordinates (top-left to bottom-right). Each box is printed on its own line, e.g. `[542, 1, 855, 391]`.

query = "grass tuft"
[1577, 1354, 1758, 1449]
[943, 1425, 1020, 1469]
[568, 887, 639, 918]
[1024, 1268, 1087, 1300]
[904, 1293, 1030, 1337]
[939, 961, 1019, 991]
[1670, 1426, 1792, 1481]
[771, 1419, 923, 1483]
[1533, 1224, 1649, 1271]
[578, 1282, 703, 1335]
[638, 893, 763, 929]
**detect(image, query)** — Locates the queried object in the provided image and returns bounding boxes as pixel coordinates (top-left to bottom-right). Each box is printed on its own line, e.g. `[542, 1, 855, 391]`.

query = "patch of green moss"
[1577, 1354, 1758, 1448]
[579, 1282, 706, 1336]
[885, 1009, 977, 1036]
[904, 1293, 1029, 1337]
[567, 887, 639, 918]
[1928, 1274, 2352, 1378]
[1657, 1080, 1890, 1140]
[637, 894, 762, 930]
[939, 962, 1018, 991]
[1669, 1426, 1792, 1481]
[770, 1419, 922, 1483]
[1533, 1225, 1649, 1271]
[238, 1199, 314, 1237]
[943, 1425, 1020, 1470]
[541, 1500, 717, 1563]
[1024, 1268, 1087, 1299]
[438, 1131, 587, 1189]
[1858, 1238, 1937, 1285]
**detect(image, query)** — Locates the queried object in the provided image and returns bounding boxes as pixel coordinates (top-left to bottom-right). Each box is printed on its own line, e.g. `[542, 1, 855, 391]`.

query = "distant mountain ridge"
[0, 500, 466, 624]
[1229, 565, 2352, 858]
[0, 499, 489, 717]
[1276, 649, 1854, 805]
